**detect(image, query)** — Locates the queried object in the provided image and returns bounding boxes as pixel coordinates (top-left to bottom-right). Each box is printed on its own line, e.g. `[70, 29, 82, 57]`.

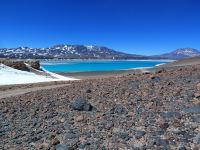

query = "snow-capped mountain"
[156, 48, 200, 59]
[0, 44, 146, 59]
[1, 45, 199, 60]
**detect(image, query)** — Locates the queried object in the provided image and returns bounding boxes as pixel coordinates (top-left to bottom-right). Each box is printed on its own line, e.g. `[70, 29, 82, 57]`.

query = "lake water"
[41, 60, 172, 73]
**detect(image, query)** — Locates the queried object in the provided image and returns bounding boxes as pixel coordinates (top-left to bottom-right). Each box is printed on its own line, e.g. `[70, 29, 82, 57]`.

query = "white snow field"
[0, 64, 77, 85]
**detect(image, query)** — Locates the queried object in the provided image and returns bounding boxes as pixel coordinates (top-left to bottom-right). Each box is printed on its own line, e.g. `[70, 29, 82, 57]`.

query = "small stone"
[55, 144, 70, 150]
[60, 118, 65, 123]
[159, 122, 169, 130]
[154, 138, 169, 147]
[197, 83, 200, 90]
[2, 108, 8, 113]
[135, 130, 146, 139]
[194, 93, 200, 98]
[86, 89, 92, 93]
[183, 105, 200, 113]
[193, 146, 200, 150]
[178, 146, 187, 150]
[65, 132, 79, 139]
[75, 115, 84, 122]
[79, 141, 91, 149]
[51, 138, 60, 145]
[193, 134, 200, 144]
[109, 104, 127, 114]
[151, 76, 161, 81]
[156, 68, 165, 74]
[105, 122, 114, 130]
[40, 142, 49, 148]
[117, 132, 130, 141]
[192, 98, 200, 105]
[161, 112, 181, 119]
[191, 115, 200, 123]
[31, 135, 42, 142]
[29, 142, 36, 147]
[113, 127, 121, 133]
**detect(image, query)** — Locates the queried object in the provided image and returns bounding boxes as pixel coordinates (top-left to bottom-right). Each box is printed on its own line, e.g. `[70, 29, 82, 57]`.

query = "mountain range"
[0, 45, 199, 60]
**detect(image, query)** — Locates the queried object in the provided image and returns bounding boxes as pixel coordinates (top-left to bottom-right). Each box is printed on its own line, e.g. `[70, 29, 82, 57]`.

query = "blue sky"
[0, 0, 200, 55]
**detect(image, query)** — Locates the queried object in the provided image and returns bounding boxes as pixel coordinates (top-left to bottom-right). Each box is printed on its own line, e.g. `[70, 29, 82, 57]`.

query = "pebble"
[56, 144, 71, 150]
[178, 146, 187, 150]
[193, 134, 200, 144]
[159, 122, 169, 130]
[40, 142, 49, 149]
[196, 83, 200, 90]
[151, 76, 161, 81]
[183, 105, 200, 113]
[51, 138, 60, 145]
[75, 115, 84, 122]
[135, 130, 146, 139]
[161, 112, 181, 119]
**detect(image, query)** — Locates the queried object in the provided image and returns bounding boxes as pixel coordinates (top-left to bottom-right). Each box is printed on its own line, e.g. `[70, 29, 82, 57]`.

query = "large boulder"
[71, 99, 93, 111]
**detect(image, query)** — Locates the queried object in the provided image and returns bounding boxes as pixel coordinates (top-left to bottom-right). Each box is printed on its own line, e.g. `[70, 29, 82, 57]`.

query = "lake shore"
[57, 67, 156, 79]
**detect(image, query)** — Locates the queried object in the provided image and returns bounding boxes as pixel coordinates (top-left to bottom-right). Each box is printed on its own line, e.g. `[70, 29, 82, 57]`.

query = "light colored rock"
[75, 115, 84, 122]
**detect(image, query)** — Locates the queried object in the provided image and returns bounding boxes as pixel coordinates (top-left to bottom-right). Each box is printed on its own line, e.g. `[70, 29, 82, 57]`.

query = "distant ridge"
[0, 45, 199, 60]
[0, 44, 147, 59]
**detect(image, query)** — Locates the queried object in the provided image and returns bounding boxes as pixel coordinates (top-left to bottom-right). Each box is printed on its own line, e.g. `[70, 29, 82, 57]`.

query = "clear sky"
[0, 0, 200, 55]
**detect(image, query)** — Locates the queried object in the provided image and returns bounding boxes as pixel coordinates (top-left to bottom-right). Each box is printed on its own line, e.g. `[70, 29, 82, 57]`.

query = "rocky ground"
[0, 65, 200, 150]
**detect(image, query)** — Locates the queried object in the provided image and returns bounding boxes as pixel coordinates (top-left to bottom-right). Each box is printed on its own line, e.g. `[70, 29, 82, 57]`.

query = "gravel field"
[0, 65, 200, 149]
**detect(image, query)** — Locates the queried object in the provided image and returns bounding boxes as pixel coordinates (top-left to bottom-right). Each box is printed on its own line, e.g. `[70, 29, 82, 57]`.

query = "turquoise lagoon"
[41, 60, 173, 73]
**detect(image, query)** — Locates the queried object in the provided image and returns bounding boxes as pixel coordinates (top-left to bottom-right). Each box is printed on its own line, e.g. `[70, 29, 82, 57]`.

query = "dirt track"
[0, 83, 70, 99]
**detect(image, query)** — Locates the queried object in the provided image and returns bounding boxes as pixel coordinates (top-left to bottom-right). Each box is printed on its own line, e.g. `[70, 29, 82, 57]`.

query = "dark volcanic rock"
[117, 132, 131, 141]
[160, 112, 181, 119]
[56, 144, 71, 150]
[86, 89, 92, 93]
[156, 68, 166, 74]
[159, 122, 169, 130]
[135, 130, 146, 139]
[183, 105, 200, 113]
[178, 146, 187, 150]
[191, 115, 200, 122]
[71, 99, 93, 111]
[154, 138, 169, 147]
[193, 134, 200, 144]
[109, 104, 127, 115]
[79, 141, 91, 149]
[151, 76, 161, 81]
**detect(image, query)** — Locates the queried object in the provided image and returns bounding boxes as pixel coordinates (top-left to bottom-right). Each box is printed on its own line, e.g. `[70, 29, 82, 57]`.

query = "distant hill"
[0, 45, 148, 59]
[155, 48, 200, 59]
[160, 55, 200, 67]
